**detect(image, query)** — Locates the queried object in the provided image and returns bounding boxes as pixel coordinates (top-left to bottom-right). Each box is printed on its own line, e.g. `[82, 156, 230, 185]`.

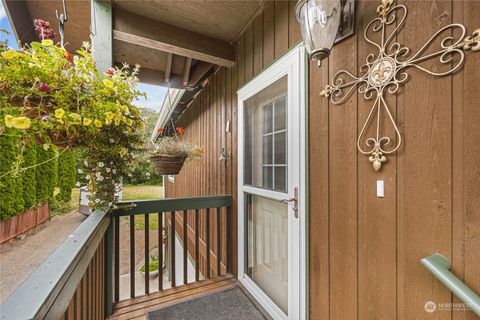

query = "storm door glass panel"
[243, 76, 288, 192]
[246, 193, 289, 313]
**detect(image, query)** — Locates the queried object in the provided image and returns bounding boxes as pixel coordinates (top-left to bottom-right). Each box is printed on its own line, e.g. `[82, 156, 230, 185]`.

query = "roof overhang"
[4, 0, 263, 90]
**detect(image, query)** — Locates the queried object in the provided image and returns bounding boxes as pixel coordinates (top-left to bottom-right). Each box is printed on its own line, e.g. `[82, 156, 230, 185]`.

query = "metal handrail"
[421, 253, 480, 317]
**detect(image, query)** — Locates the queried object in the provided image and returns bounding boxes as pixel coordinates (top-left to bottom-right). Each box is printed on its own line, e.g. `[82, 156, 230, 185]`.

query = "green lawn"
[121, 185, 163, 200]
[120, 185, 163, 231]
[52, 185, 163, 227]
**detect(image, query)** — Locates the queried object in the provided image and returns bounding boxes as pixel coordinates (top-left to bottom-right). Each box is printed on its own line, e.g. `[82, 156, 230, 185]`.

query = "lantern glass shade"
[296, 0, 342, 63]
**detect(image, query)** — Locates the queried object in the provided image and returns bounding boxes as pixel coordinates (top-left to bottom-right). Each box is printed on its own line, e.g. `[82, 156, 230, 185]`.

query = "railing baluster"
[170, 211, 176, 287]
[217, 207, 221, 276]
[129, 215, 135, 298]
[183, 210, 188, 285]
[195, 209, 199, 282]
[158, 212, 163, 291]
[144, 213, 150, 294]
[206, 208, 211, 278]
[114, 215, 119, 302]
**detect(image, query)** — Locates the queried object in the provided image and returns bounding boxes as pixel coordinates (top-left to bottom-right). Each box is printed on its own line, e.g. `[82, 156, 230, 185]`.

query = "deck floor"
[110, 275, 262, 320]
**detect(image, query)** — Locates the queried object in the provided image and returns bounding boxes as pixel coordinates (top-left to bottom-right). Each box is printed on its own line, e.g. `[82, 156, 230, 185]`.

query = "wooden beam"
[120, 64, 184, 89]
[4, 0, 37, 45]
[165, 53, 173, 83]
[113, 9, 235, 67]
[187, 61, 213, 87]
[91, 0, 113, 73]
[182, 58, 192, 87]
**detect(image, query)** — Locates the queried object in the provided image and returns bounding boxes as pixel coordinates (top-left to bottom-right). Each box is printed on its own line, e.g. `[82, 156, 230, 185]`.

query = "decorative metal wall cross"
[320, 0, 479, 171]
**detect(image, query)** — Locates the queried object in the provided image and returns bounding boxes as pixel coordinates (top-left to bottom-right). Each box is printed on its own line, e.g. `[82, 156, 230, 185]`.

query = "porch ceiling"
[4, 0, 90, 52]
[5, 0, 260, 90]
[112, 0, 263, 43]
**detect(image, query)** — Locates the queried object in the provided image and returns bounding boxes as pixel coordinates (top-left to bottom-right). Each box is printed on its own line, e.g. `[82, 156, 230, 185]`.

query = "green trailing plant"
[140, 254, 160, 273]
[0, 22, 145, 210]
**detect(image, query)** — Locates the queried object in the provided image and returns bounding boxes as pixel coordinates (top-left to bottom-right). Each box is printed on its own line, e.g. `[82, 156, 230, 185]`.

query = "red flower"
[105, 69, 114, 77]
[176, 127, 185, 136]
[157, 128, 165, 134]
[65, 50, 73, 63]
[37, 82, 50, 93]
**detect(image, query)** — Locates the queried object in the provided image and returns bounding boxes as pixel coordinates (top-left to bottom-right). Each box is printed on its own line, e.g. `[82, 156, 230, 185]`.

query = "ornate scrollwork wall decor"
[320, 0, 480, 171]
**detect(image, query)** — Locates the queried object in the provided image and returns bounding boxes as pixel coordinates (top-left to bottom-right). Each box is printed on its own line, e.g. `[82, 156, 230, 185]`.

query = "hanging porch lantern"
[295, 0, 355, 66]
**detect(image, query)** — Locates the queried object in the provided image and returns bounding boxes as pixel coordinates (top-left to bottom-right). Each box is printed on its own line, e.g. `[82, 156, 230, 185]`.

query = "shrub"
[0, 133, 22, 220]
[22, 145, 37, 209]
[35, 145, 57, 206]
[57, 150, 76, 202]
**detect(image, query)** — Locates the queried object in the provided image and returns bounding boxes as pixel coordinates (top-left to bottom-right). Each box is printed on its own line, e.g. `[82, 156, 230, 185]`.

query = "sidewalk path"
[0, 211, 86, 303]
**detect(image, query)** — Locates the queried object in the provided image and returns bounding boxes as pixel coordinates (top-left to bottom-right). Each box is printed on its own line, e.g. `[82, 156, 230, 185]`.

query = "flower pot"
[150, 154, 186, 175]
[140, 269, 160, 278]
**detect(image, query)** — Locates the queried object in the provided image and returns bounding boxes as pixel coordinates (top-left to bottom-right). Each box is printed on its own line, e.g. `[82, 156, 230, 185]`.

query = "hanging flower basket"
[150, 154, 186, 175]
[0, 22, 145, 210]
[149, 128, 203, 175]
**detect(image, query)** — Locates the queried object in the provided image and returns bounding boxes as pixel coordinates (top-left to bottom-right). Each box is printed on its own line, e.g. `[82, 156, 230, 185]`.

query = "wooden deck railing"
[0, 195, 232, 320]
[111, 195, 232, 302]
[0, 210, 110, 319]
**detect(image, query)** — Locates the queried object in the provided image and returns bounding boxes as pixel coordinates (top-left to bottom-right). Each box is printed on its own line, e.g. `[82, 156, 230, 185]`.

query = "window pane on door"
[244, 76, 288, 192]
[246, 193, 288, 313]
[274, 97, 286, 131]
[274, 132, 286, 164]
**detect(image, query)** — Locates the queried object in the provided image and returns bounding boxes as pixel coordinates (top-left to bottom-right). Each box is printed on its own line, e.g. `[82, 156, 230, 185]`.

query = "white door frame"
[237, 44, 307, 320]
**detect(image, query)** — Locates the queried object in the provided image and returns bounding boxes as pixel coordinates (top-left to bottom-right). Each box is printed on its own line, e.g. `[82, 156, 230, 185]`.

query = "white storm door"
[238, 45, 306, 320]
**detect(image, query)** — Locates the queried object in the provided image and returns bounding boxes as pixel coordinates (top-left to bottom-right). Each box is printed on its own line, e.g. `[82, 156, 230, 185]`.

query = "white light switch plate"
[377, 180, 384, 198]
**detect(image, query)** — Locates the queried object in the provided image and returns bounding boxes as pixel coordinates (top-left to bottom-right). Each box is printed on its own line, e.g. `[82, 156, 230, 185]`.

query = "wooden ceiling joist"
[165, 53, 173, 83]
[182, 58, 192, 87]
[113, 9, 236, 67]
[187, 61, 213, 87]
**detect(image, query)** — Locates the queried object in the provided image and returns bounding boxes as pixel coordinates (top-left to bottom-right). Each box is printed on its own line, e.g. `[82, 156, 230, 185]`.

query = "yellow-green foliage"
[0, 39, 145, 210]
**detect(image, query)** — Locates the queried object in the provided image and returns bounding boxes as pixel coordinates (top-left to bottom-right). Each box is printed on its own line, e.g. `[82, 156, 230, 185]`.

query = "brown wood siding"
[308, 1, 480, 320]
[166, 0, 301, 279]
[64, 238, 105, 320]
[166, 1, 480, 319]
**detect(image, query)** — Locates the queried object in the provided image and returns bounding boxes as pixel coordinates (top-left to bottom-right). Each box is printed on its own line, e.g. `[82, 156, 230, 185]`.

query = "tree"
[22, 145, 37, 209]
[57, 150, 76, 202]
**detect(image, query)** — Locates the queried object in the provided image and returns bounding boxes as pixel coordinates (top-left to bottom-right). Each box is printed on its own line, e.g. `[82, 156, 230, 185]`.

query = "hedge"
[22, 145, 37, 209]
[0, 134, 77, 220]
[35, 145, 58, 207]
[57, 150, 77, 202]
[0, 133, 24, 220]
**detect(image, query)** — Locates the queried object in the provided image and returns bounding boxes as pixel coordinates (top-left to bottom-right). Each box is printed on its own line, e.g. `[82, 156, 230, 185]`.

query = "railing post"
[104, 216, 115, 316]
[91, 0, 114, 314]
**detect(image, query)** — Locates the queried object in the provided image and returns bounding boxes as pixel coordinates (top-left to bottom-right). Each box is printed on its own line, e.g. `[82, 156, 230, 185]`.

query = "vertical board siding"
[165, 1, 480, 319]
[64, 238, 105, 320]
[328, 23, 358, 320]
[165, 0, 301, 279]
[308, 1, 480, 320]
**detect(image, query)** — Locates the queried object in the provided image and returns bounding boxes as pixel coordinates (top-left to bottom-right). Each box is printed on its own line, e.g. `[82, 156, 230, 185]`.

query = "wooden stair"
[109, 275, 237, 320]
